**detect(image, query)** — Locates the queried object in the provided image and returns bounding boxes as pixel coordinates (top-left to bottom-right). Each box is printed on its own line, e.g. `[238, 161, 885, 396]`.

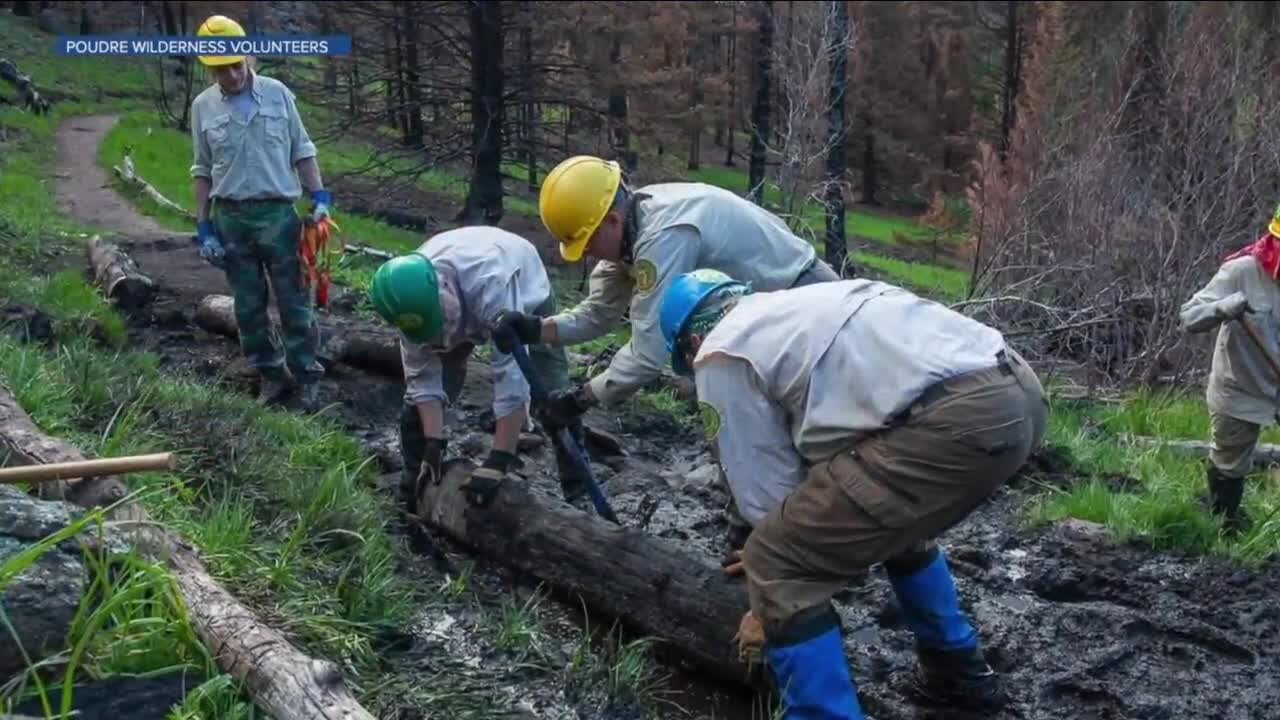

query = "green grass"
[0, 16, 151, 103]
[1026, 387, 1280, 564]
[852, 252, 972, 301]
[0, 331, 422, 713]
[688, 164, 945, 248]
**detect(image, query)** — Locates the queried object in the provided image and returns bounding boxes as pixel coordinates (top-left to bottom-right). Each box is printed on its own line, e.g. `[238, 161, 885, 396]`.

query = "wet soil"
[37, 114, 1280, 719]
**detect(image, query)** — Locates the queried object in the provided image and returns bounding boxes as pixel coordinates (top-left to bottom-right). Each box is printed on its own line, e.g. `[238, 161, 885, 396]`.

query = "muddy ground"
[25, 114, 1280, 719]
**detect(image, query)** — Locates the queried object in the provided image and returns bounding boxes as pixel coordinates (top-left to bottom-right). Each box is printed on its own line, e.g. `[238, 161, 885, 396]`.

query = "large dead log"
[0, 385, 378, 720]
[1126, 435, 1280, 466]
[419, 458, 761, 689]
[0, 58, 49, 114]
[87, 235, 157, 312]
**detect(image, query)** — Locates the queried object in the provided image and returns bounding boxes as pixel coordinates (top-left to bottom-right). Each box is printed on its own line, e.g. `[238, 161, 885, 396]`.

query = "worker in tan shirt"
[657, 269, 1048, 719]
[490, 155, 840, 536]
[1179, 207, 1280, 534]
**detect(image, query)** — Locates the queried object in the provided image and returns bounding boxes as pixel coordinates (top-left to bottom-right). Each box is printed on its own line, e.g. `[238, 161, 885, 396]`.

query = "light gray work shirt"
[189, 73, 317, 201]
[1180, 255, 1280, 426]
[546, 182, 819, 406]
[399, 227, 554, 421]
[691, 279, 1008, 526]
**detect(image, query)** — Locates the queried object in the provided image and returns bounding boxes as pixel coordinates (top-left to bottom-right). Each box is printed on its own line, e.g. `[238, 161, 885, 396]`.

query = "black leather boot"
[1207, 464, 1250, 535]
[912, 645, 1004, 709]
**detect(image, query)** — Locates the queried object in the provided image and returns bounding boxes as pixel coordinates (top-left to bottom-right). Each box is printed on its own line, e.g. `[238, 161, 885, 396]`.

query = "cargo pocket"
[823, 452, 918, 529]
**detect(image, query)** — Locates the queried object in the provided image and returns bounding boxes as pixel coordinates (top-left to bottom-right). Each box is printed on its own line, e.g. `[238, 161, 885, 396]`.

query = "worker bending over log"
[1178, 204, 1280, 535]
[189, 15, 334, 410]
[367, 226, 597, 538]
[490, 155, 841, 546]
[657, 270, 1049, 718]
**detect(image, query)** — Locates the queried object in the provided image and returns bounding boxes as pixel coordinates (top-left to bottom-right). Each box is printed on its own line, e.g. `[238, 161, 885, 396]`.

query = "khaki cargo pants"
[741, 348, 1048, 637]
[1209, 412, 1261, 479]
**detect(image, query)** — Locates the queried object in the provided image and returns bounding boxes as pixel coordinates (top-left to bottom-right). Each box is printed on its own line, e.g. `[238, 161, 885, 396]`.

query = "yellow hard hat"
[539, 156, 622, 262]
[196, 15, 246, 67]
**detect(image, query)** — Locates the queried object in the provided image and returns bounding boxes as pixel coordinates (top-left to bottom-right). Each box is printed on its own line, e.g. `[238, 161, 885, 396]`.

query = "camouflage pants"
[213, 198, 323, 384]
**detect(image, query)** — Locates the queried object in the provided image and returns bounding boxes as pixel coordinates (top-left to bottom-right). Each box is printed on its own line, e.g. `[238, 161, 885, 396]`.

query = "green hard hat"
[368, 253, 444, 344]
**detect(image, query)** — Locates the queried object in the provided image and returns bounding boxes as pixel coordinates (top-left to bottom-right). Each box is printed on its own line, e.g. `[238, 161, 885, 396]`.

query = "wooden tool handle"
[0, 452, 176, 484]
[1237, 317, 1280, 382]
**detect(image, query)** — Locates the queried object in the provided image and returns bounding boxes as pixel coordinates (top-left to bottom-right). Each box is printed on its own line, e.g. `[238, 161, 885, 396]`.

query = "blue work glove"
[196, 220, 225, 267]
[309, 189, 332, 223]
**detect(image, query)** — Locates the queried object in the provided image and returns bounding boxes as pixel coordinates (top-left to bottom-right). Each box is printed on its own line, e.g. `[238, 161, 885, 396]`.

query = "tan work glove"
[721, 549, 744, 577]
[734, 610, 766, 665]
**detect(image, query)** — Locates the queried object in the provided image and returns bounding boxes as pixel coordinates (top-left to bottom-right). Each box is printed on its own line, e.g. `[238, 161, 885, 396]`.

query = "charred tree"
[521, 8, 538, 189]
[861, 108, 878, 205]
[319, 3, 338, 95]
[12, 2, 33, 16]
[747, 0, 774, 204]
[687, 27, 703, 171]
[999, 0, 1021, 159]
[399, 1, 424, 148]
[725, 4, 738, 168]
[458, 0, 506, 226]
[607, 33, 635, 174]
[824, 0, 849, 274]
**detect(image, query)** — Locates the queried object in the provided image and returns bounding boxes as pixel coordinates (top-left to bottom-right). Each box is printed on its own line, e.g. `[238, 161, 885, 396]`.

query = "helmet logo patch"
[634, 259, 659, 294]
[396, 313, 423, 330]
[697, 401, 722, 441]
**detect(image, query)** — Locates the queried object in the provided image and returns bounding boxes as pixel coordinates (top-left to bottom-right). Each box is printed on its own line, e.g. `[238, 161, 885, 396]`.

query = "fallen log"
[0, 58, 50, 114]
[0, 385, 378, 720]
[111, 153, 196, 221]
[0, 381, 128, 508]
[87, 235, 157, 312]
[1126, 435, 1280, 466]
[418, 457, 761, 689]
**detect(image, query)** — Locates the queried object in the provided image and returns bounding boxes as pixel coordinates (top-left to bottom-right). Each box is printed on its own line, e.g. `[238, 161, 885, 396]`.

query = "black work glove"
[538, 384, 596, 430]
[481, 448, 518, 475]
[490, 310, 543, 355]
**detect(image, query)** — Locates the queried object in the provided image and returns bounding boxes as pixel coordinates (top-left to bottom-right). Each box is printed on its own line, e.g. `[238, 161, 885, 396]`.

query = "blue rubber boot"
[764, 622, 866, 720]
[887, 547, 1002, 709]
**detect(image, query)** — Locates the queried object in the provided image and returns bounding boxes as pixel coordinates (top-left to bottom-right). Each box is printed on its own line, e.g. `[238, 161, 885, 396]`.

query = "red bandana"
[1225, 232, 1280, 280]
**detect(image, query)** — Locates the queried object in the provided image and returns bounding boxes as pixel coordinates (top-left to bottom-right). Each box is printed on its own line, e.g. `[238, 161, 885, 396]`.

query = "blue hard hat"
[659, 269, 749, 376]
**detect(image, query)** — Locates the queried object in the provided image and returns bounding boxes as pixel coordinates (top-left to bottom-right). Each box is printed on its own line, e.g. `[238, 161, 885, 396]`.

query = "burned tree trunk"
[824, 0, 849, 274]
[0, 386, 379, 720]
[87, 235, 157, 312]
[725, 5, 738, 168]
[999, 0, 1021, 159]
[747, 0, 773, 204]
[458, 0, 505, 226]
[418, 458, 761, 689]
[607, 34, 635, 174]
[399, 0, 423, 148]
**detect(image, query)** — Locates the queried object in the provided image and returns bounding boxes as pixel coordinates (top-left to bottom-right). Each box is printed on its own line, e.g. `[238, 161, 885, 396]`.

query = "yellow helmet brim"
[199, 54, 246, 67]
[560, 237, 589, 263]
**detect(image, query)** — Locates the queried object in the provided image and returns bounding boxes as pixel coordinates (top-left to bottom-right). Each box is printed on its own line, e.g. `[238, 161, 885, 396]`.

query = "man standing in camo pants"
[189, 15, 332, 410]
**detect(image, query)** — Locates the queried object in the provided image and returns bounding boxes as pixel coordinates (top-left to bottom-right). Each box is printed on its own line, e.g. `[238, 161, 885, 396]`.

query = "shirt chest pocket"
[259, 107, 289, 147]
[204, 114, 233, 154]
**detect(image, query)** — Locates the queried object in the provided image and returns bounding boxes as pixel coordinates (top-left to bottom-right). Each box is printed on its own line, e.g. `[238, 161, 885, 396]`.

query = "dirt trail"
[45, 113, 1280, 720]
[54, 113, 230, 303]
